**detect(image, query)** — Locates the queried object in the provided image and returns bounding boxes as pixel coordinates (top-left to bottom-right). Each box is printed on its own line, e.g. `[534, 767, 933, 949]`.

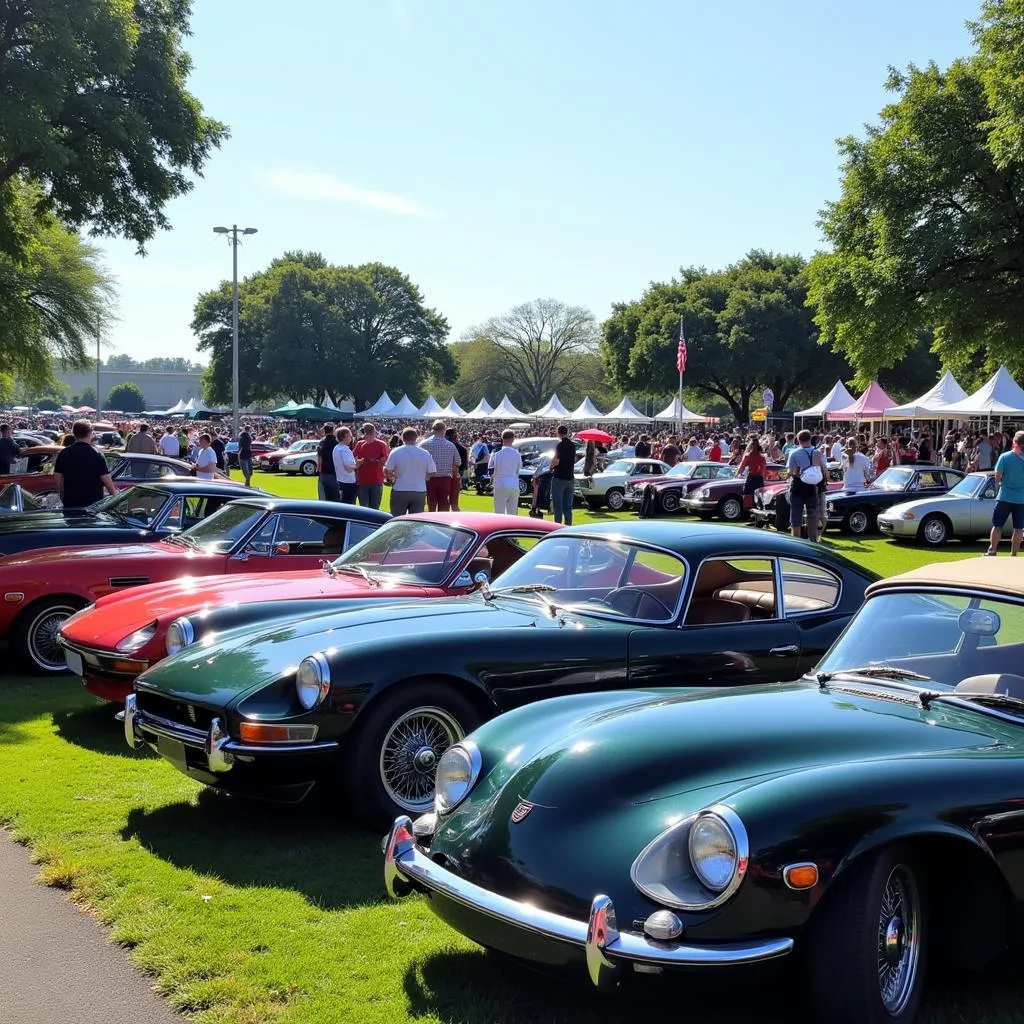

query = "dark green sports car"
[123, 521, 875, 825]
[387, 556, 1024, 1024]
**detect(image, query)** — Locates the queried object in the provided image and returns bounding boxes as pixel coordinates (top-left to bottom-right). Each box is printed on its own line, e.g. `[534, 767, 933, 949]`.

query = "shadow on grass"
[121, 789, 384, 911]
[52, 702, 151, 757]
[402, 949, 806, 1024]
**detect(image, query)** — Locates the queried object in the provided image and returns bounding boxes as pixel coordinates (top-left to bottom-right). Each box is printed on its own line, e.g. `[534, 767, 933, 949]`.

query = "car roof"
[867, 558, 1024, 601]
[225, 497, 390, 522]
[131, 480, 256, 496]
[401, 511, 561, 534]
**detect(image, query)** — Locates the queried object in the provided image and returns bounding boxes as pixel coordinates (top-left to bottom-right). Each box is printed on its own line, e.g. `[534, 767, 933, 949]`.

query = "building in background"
[56, 370, 204, 409]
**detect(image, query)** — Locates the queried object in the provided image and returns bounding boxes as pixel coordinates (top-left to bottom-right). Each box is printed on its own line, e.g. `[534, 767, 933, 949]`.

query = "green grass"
[0, 469, 1016, 1023]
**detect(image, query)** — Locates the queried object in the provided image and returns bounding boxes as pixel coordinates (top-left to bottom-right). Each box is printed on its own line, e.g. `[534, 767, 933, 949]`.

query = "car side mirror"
[454, 570, 473, 588]
[274, 541, 290, 555]
[473, 571, 490, 588]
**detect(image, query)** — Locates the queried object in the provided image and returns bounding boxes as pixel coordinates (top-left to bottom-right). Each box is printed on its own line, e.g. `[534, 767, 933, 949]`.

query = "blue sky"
[99, 0, 977, 363]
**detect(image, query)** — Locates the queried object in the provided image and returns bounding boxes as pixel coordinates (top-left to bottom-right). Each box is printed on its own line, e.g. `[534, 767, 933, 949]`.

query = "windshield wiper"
[817, 665, 931, 685]
[332, 563, 381, 587]
[920, 690, 1024, 712]
[481, 583, 560, 617]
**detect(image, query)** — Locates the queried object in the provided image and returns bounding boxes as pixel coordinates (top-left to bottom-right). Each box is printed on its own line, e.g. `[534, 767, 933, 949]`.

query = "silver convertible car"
[877, 472, 1005, 547]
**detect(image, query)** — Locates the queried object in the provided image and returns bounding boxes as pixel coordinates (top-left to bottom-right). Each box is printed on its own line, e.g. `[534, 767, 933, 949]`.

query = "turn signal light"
[783, 863, 819, 890]
[238, 722, 318, 744]
[112, 658, 147, 673]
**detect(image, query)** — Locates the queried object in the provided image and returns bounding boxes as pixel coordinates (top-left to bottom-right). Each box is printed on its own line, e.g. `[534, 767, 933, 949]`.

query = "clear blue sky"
[98, 0, 977, 363]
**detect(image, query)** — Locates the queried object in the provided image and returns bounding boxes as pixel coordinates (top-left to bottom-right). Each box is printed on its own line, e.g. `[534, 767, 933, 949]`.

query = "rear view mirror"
[958, 608, 1001, 637]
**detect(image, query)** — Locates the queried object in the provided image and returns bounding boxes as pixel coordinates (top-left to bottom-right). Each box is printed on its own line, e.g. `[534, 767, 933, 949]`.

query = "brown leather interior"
[955, 673, 1024, 699]
[467, 555, 494, 579]
[686, 598, 753, 625]
[321, 526, 347, 555]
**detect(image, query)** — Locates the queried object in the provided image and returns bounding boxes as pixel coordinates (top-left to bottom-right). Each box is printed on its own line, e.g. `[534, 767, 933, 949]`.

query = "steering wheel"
[602, 587, 673, 620]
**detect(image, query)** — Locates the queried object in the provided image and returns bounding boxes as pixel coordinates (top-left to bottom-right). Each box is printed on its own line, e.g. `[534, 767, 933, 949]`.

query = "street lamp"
[213, 225, 258, 438]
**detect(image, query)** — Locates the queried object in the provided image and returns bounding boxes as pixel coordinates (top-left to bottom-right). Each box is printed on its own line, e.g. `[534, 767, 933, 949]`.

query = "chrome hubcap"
[924, 519, 945, 543]
[850, 511, 868, 532]
[876, 865, 920, 1015]
[29, 607, 76, 671]
[723, 500, 741, 519]
[379, 706, 463, 813]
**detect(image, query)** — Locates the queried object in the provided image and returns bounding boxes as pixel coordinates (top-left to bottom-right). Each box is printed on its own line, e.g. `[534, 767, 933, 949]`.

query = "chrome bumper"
[877, 518, 913, 536]
[384, 817, 794, 987]
[120, 693, 338, 773]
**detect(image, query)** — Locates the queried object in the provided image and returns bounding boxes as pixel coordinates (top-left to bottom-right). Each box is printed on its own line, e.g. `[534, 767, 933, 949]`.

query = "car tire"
[842, 508, 872, 535]
[606, 488, 625, 511]
[518, 478, 529, 496]
[584, 497, 602, 511]
[14, 597, 84, 675]
[918, 514, 951, 547]
[719, 496, 744, 522]
[300, 460, 317, 476]
[807, 845, 926, 1024]
[345, 683, 483, 828]
[660, 491, 680, 513]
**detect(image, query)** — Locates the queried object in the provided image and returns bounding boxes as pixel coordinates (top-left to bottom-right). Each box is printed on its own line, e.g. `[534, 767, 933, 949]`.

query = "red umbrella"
[576, 428, 615, 443]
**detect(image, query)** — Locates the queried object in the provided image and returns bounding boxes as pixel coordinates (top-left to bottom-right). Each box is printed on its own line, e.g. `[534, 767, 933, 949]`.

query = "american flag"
[677, 320, 687, 372]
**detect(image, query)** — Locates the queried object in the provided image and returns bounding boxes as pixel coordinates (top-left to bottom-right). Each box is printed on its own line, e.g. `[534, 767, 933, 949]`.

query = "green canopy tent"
[270, 403, 343, 421]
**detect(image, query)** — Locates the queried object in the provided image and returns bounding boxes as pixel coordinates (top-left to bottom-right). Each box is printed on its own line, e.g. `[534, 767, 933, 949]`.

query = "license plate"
[157, 734, 187, 766]
[64, 649, 84, 677]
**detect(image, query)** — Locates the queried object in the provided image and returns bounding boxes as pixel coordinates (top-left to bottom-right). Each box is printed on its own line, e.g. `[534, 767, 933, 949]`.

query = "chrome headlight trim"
[165, 617, 195, 656]
[296, 652, 332, 710]
[116, 621, 158, 653]
[631, 804, 749, 912]
[434, 740, 482, 816]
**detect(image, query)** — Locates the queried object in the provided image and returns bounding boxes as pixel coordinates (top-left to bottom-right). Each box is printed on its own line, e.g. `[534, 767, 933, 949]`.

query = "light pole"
[213, 225, 258, 438]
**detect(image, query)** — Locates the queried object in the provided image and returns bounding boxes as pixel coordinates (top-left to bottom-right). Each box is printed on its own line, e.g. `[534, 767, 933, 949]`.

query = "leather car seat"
[685, 598, 753, 625]
[955, 674, 1024, 700]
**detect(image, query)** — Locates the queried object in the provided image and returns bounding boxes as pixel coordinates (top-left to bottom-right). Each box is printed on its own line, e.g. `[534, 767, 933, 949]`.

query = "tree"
[973, 0, 1024, 167]
[0, 179, 115, 390]
[602, 252, 848, 423]
[106, 381, 144, 412]
[0, 0, 227, 256]
[35, 396, 58, 410]
[104, 354, 204, 372]
[807, 49, 1024, 382]
[464, 299, 599, 410]
[77, 386, 97, 407]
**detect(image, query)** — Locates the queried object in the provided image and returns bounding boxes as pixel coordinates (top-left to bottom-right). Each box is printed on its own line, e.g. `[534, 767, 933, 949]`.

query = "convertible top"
[868, 557, 1024, 600]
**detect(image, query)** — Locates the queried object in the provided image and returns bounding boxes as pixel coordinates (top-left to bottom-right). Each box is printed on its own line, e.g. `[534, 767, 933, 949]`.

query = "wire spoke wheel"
[379, 706, 464, 813]
[876, 865, 921, 1016]
[26, 604, 77, 672]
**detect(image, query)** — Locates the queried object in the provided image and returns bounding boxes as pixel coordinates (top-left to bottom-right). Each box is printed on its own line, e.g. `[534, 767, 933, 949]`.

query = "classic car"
[0, 480, 252, 557]
[1, 497, 388, 674]
[877, 472, 1006, 547]
[121, 522, 876, 825]
[625, 461, 736, 515]
[256, 439, 319, 472]
[573, 458, 670, 511]
[681, 463, 788, 522]
[750, 464, 845, 530]
[62, 513, 560, 703]
[225, 440, 277, 469]
[825, 465, 964, 535]
[0, 484, 44, 514]
[386, 555, 1024, 1024]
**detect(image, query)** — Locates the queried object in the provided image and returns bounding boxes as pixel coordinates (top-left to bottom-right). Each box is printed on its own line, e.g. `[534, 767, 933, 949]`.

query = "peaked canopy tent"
[270, 403, 339, 421]
[417, 395, 447, 418]
[882, 371, 968, 419]
[360, 392, 394, 416]
[488, 395, 527, 418]
[568, 397, 604, 420]
[599, 396, 650, 421]
[827, 381, 896, 423]
[271, 400, 301, 415]
[463, 398, 494, 418]
[937, 366, 1024, 422]
[793, 380, 857, 421]
[385, 393, 422, 417]
[653, 397, 708, 423]
[440, 398, 467, 419]
[164, 398, 189, 415]
[529, 393, 571, 419]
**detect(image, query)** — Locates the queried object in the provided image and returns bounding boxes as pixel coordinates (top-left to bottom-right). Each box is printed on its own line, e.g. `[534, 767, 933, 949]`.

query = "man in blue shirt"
[987, 430, 1024, 556]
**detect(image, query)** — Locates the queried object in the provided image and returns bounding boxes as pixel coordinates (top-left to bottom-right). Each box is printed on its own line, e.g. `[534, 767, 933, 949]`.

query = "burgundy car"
[625, 461, 736, 516]
[681, 464, 789, 522]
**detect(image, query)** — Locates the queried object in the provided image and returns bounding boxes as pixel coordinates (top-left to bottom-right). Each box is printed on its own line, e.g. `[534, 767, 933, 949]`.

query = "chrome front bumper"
[120, 693, 338, 773]
[384, 817, 793, 987]
[877, 518, 914, 536]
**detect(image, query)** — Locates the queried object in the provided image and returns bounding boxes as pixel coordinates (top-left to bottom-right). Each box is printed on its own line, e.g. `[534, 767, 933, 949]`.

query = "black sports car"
[825, 465, 963, 535]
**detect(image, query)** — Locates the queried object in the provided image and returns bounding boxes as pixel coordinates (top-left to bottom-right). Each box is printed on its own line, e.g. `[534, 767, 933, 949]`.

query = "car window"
[686, 557, 777, 623]
[273, 514, 345, 555]
[916, 471, 947, 489]
[943, 472, 962, 489]
[161, 497, 184, 530]
[779, 559, 841, 615]
[345, 521, 377, 550]
[982, 479, 997, 500]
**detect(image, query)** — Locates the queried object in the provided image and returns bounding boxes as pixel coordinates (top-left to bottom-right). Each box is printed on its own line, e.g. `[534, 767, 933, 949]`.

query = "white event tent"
[936, 366, 1024, 422]
[361, 392, 394, 416]
[441, 398, 467, 419]
[529, 393, 571, 419]
[464, 398, 493, 418]
[568, 397, 603, 420]
[417, 395, 447, 418]
[882, 371, 968, 420]
[654, 397, 707, 423]
[489, 394, 527, 418]
[387, 394, 421, 417]
[600, 396, 649, 421]
[793, 380, 857, 421]
[165, 399, 188, 414]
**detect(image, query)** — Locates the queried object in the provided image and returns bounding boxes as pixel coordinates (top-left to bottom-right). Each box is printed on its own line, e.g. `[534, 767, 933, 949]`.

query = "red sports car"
[1, 496, 389, 674]
[60, 512, 561, 702]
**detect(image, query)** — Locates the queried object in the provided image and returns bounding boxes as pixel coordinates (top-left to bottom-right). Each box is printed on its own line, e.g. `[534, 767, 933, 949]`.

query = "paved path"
[0, 832, 180, 1024]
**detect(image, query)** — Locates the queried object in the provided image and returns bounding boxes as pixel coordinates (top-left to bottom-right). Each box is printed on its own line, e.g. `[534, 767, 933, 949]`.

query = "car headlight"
[116, 621, 158, 653]
[165, 617, 195, 656]
[434, 741, 481, 815]
[631, 805, 748, 911]
[900, 511, 916, 520]
[696, 487, 710, 499]
[296, 653, 331, 710]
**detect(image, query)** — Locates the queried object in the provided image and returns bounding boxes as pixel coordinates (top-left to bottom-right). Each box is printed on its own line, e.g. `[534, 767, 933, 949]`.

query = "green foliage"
[105, 354, 203, 373]
[0, 0, 227, 255]
[193, 254, 453, 410]
[0, 180, 115, 389]
[973, 0, 1024, 167]
[106, 380, 145, 412]
[76, 386, 97, 407]
[34, 396, 58, 410]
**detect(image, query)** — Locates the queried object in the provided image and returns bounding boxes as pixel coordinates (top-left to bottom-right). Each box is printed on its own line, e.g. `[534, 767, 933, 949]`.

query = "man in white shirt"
[841, 441, 872, 490]
[332, 426, 358, 504]
[684, 437, 706, 461]
[384, 427, 436, 515]
[195, 433, 218, 479]
[488, 429, 523, 515]
[159, 426, 180, 458]
[718, 436, 731, 457]
[830, 435, 845, 465]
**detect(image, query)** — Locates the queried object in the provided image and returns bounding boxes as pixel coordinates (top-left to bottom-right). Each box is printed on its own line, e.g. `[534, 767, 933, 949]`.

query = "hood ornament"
[510, 800, 535, 824]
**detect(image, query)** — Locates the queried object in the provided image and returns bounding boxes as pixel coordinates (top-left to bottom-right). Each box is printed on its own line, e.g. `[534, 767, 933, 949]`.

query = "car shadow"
[120, 791, 384, 912]
[52, 702, 150, 757]
[402, 949, 809, 1023]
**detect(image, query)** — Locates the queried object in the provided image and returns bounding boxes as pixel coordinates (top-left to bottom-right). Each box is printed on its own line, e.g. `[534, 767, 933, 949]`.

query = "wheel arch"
[916, 511, 953, 542]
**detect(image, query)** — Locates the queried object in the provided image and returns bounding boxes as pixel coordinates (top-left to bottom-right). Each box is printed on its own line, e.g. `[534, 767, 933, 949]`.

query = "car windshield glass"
[871, 467, 915, 492]
[95, 486, 166, 525]
[604, 460, 632, 474]
[179, 503, 265, 552]
[666, 463, 696, 478]
[288, 441, 312, 452]
[946, 474, 986, 499]
[490, 536, 686, 621]
[331, 520, 476, 584]
[815, 591, 1024, 691]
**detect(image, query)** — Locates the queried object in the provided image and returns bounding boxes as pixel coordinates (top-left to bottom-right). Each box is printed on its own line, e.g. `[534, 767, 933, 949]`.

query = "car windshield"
[946, 474, 988, 499]
[490, 535, 686, 622]
[604, 460, 633, 474]
[288, 440, 313, 451]
[177, 502, 265, 552]
[815, 591, 1024, 692]
[666, 463, 697, 478]
[871, 467, 915, 492]
[332, 520, 476, 584]
[92, 486, 167, 525]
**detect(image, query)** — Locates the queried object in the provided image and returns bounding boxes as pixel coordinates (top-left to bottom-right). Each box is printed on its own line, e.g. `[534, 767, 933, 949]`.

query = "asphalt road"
[0, 832, 180, 1024]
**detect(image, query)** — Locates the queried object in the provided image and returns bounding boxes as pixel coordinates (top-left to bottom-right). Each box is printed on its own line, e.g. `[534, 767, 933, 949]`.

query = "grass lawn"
[0, 469, 1017, 1023]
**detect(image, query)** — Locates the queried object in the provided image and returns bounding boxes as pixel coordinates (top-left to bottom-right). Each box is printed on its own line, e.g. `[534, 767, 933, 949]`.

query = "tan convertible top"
[866, 557, 1024, 601]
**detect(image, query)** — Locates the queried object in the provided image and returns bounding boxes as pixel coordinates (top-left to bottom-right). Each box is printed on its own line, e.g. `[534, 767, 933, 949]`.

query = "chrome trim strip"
[384, 817, 793, 974]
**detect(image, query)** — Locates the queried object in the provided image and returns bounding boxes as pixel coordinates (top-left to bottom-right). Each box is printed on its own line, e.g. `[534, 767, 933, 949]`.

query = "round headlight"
[688, 813, 738, 892]
[434, 741, 481, 815]
[296, 653, 331, 710]
[697, 487, 710, 498]
[165, 617, 195, 656]
[116, 621, 158, 653]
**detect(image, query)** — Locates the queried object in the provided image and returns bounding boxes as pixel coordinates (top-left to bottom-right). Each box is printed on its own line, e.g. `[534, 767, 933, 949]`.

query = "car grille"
[755, 493, 765, 507]
[135, 691, 218, 732]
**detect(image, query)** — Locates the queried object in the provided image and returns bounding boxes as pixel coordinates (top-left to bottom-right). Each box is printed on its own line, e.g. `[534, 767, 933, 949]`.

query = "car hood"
[0, 510, 107, 533]
[687, 478, 740, 495]
[878, 494, 964, 518]
[135, 597, 559, 703]
[829, 486, 885, 499]
[0, 539, 201, 572]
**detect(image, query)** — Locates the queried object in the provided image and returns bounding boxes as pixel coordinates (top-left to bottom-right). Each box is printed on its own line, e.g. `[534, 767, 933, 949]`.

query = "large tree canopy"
[107, 380, 144, 412]
[0, 0, 227, 254]
[193, 254, 454, 410]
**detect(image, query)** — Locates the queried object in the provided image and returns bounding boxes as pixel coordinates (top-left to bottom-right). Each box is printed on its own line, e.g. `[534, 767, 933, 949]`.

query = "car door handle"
[770, 645, 799, 656]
